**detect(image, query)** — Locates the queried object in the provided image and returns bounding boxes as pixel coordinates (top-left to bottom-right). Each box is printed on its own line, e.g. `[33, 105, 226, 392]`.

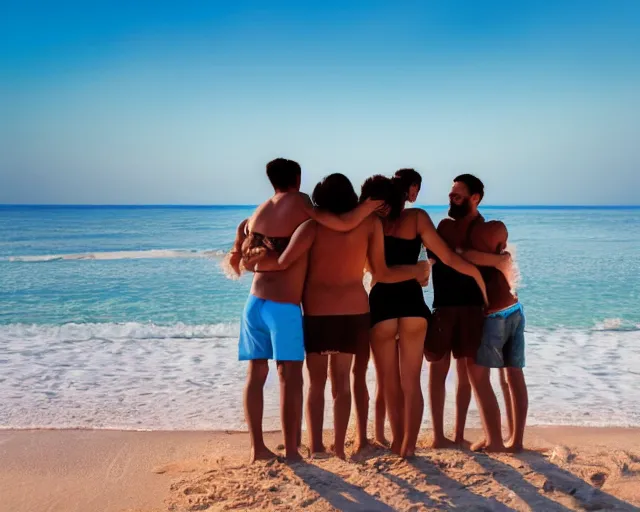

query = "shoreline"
[2, 426, 640, 511]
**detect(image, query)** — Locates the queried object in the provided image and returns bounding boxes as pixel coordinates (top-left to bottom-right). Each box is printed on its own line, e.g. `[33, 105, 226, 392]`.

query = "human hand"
[415, 260, 431, 287]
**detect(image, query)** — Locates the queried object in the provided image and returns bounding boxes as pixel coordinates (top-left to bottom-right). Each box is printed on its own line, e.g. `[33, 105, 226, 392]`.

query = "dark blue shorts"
[476, 302, 526, 369]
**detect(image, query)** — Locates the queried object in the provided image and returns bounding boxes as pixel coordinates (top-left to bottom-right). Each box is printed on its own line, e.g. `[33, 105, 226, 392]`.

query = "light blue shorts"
[238, 295, 305, 362]
[476, 302, 526, 369]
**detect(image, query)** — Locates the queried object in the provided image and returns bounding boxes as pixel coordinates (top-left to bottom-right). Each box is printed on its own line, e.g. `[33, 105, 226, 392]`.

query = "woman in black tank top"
[361, 170, 488, 458]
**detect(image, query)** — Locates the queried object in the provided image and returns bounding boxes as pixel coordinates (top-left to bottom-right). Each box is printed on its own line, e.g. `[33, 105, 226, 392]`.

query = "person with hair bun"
[361, 169, 488, 458]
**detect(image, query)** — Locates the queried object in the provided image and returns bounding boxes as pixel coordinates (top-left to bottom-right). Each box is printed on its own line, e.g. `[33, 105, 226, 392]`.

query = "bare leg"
[373, 358, 389, 446]
[371, 319, 403, 454]
[467, 363, 506, 452]
[329, 353, 354, 459]
[454, 358, 472, 445]
[244, 360, 276, 462]
[500, 368, 514, 442]
[427, 353, 455, 448]
[351, 334, 371, 453]
[305, 354, 328, 455]
[398, 317, 427, 458]
[505, 368, 528, 452]
[277, 361, 304, 461]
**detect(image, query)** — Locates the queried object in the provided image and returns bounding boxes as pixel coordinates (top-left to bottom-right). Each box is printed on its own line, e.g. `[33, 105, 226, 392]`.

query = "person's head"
[392, 168, 422, 203]
[448, 174, 484, 219]
[266, 158, 302, 192]
[312, 173, 358, 214]
[360, 174, 404, 220]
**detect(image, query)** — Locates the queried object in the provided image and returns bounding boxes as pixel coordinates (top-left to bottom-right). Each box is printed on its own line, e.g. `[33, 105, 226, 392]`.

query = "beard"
[448, 199, 470, 220]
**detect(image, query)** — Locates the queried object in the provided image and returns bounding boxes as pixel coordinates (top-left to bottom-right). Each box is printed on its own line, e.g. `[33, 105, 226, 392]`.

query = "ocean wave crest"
[0, 322, 240, 341]
[4, 249, 226, 263]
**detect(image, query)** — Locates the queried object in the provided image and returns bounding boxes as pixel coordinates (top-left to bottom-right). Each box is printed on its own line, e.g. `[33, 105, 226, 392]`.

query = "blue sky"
[1, 1, 639, 205]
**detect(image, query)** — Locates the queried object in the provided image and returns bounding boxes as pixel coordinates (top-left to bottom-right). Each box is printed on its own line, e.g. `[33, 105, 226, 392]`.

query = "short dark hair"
[454, 174, 484, 201]
[392, 168, 422, 196]
[266, 158, 301, 191]
[312, 173, 358, 215]
[360, 174, 404, 220]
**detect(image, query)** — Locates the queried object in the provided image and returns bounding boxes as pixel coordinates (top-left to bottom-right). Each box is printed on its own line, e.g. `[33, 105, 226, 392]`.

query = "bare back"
[302, 216, 375, 316]
[248, 192, 310, 304]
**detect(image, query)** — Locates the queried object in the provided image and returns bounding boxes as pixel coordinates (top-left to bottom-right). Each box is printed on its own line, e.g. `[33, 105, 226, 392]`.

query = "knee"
[277, 362, 303, 386]
[247, 362, 269, 386]
[505, 368, 525, 386]
[332, 380, 351, 402]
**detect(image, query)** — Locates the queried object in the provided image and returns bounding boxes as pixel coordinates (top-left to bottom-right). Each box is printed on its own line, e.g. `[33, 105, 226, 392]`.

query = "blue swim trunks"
[476, 302, 526, 369]
[238, 294, 305, 362]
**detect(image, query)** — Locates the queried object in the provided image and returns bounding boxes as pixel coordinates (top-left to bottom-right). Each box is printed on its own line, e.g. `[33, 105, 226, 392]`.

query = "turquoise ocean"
[1, 205, 639, 431]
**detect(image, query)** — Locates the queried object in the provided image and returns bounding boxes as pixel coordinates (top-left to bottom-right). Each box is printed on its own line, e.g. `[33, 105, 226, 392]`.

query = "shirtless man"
[227, 159, 382, 462]
[424, 174, 491, 448]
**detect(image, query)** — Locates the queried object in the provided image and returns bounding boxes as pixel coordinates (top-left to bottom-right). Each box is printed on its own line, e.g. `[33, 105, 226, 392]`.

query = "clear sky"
[1, 0, 639, 205]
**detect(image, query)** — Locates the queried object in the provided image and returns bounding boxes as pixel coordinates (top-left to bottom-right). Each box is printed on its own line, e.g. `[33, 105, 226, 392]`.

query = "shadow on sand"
[471, 450, 640, 511]
[290, 461, 396, 512]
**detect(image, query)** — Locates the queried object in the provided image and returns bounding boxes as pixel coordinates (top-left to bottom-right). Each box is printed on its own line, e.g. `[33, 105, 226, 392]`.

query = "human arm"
[460, 222, 513, 280]
[418, 212, 489, 305]
[243, 219, 317, 272]
[221, 218, 248, 278]
[299, 193, 384, 232]
[367, 218, 429, 285]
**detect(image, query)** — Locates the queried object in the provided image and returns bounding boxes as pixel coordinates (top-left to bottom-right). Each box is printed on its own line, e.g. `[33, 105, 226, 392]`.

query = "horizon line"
[1, 204, 640, 209]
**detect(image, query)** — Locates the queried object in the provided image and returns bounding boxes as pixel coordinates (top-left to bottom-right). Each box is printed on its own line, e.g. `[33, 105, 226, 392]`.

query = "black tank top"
[427, 216, 484, 307]
[384, 235, 422, 267]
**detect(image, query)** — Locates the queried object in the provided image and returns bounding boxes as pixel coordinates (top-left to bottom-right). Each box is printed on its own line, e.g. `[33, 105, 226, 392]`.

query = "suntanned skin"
[230, 186, 382, 463]
[370, 207, 488, 458]
[248, 215, 428, 459]
[462, 221, 528, 453]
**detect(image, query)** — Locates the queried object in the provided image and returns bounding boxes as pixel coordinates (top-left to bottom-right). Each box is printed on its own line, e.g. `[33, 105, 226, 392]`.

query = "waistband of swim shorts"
[486, 302, 523, 319]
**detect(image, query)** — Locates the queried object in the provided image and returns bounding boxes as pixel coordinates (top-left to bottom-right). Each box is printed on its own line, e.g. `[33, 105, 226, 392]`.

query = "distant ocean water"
[1, 205, 639, 431]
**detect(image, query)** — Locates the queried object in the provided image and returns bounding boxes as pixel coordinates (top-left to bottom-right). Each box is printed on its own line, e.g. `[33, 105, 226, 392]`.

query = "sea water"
[1, 205, 639, 430]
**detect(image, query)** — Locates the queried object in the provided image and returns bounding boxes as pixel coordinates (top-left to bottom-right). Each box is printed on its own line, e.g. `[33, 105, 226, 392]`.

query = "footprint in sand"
[105, 444, 133, 482]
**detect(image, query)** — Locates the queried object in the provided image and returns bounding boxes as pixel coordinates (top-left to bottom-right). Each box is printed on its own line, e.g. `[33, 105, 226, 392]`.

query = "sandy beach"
[1, 427, 639, 512]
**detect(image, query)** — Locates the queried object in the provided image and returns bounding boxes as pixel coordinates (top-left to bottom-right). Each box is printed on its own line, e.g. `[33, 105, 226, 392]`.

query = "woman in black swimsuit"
[362, 170, 488, 458]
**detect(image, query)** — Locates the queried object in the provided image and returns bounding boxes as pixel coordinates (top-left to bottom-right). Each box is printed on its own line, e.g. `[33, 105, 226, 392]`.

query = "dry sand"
[1, 427, 639, 512]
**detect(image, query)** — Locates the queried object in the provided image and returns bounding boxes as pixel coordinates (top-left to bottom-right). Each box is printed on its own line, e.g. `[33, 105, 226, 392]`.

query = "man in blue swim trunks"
[227, 158, 381, 462]
[454, 176, 529, 453]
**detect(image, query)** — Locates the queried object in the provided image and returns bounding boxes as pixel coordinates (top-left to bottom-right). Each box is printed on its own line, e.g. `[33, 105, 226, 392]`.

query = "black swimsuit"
[369, 235, 431, 326]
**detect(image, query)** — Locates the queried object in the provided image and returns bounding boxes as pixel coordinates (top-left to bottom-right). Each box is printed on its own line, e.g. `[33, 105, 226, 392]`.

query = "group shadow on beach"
[288, 448, 640, 511]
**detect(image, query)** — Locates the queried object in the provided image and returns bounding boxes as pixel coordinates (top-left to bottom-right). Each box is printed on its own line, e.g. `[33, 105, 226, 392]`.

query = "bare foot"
[454, 437, 472, 449]
[470, 439, 487, 452]
[505, 440, 523, 453]
[400, 447, 416, 459]
[391, 439, 403, 456]
[285, 450, 304, 463]
[354, 439, 372, 454]
[471, 439, 510, 453]
[250, 446, 278, 463]
[374, 437, 390, 448]
[430, 437, 457, 449]
[328, 444, 347, 460]
[309, 451, 331, 460]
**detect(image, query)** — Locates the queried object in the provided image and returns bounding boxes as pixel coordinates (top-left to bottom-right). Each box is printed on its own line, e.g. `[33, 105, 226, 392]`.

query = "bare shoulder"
[483, 220, 508, 238]
[436, 216, 454, 233]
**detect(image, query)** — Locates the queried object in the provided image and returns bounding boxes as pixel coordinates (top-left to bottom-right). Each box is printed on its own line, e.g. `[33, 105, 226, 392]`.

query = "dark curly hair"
[359, 174, 404, 220]
[312, 173, 359, 214]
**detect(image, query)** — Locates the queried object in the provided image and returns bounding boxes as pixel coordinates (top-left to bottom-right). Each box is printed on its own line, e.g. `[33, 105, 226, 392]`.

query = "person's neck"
[273, 187, 297, 195]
